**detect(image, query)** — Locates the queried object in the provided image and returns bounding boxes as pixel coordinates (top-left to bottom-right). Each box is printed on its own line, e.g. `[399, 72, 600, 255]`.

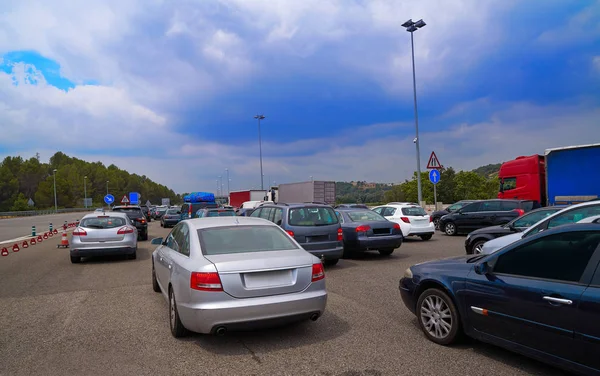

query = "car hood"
[480, 232, 523, 255]
[468, 225, 513, 236]
[411, 255, 474, 279]
[432, 209, 449, 217]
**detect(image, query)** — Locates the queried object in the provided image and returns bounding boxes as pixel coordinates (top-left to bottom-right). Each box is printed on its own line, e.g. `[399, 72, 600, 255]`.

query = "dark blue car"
[399, 223, 600, 375]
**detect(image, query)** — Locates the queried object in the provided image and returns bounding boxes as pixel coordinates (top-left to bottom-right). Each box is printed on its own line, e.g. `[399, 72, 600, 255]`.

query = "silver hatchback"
[70, 212, 138, 263]
[150, 216, 328, 337]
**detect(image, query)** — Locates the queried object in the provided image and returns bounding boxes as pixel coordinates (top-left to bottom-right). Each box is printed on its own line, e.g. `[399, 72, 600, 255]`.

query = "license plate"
[244, 270, 293, 289]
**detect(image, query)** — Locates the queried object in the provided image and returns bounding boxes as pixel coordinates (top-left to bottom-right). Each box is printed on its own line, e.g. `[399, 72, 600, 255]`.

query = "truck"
[498, 143, 600, 206]
[228, 190, 267, 208]
[277, 181, 336, 205]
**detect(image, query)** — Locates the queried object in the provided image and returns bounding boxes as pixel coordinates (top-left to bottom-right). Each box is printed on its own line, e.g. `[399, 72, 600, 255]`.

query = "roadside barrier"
[1, 222, 79, 257]
[31, 226, 36, 236]
[49, 223, 53, 232]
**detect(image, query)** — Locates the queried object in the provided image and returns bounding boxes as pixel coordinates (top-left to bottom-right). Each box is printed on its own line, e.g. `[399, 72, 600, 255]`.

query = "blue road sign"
[429, 169, 440, 185]
[129, 192, 140, 205]
[104, 194, 115, 205]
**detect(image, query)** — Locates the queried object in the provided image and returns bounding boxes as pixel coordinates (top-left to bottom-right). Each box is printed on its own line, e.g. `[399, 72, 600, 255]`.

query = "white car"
[372, 203, 435, 240]
[480, 200, 600, 255]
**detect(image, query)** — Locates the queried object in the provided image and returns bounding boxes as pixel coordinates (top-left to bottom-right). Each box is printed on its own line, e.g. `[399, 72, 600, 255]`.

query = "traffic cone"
[43, 233, 49, 240]
[1, 247, 8, 256]
[58, 231, 69, 248]
[22, 240, 29, 249]
[49, 231, 53, 237]
[31, 238, 37, 245]
[37, 235, 43, 242]
[12, 244, 19, 252]
[53, 229, 58, 234]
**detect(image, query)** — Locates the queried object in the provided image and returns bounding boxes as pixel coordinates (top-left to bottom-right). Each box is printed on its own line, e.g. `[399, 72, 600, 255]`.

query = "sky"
[0, 0, 599, 194]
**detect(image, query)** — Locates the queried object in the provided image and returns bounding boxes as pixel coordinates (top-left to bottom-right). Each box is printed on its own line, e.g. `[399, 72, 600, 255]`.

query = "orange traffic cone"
[57, 231, 69, 249]
[1, 247, 8, 256]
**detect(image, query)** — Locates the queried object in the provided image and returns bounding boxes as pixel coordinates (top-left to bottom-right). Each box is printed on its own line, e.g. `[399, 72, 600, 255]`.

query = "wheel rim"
[474, 243, 484, 254]
[434, 219, 440, 230]
[420, 295, 453, 339]
[169, 291, 175, 328]
[445, 223, 455, 235]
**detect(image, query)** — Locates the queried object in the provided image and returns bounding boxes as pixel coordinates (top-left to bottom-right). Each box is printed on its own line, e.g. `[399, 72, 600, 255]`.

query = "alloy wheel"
[420, 295, 453, 339]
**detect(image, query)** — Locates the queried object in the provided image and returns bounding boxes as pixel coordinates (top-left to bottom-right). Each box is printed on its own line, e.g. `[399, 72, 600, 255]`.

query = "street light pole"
[254, 114, 265, 190]
[225, 168, 230, 196]
[84, 176, 87, 208]
[402, 18, 426, 205]
[106, 181, 109, 195]
[53, 169, 58, 212]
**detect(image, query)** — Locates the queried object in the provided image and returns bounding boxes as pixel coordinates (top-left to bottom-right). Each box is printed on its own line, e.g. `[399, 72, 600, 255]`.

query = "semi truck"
[277, 181, 336, 205]
[498, 143, 600, 206]
[228, 190, 267, 208]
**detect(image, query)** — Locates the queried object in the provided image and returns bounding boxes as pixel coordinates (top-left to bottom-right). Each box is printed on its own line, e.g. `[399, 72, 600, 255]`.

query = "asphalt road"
[0, 223, 570, 376]
[0, 211, 95, 244]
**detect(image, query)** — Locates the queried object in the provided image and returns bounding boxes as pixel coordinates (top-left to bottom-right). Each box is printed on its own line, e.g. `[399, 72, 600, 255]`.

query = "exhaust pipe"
[215, 326, 227, 336]
[310, 313, 320, 321]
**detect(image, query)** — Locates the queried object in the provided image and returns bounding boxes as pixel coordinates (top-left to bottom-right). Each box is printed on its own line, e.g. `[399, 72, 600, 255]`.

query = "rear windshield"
[206, 210, 236, 217]
[289, 207, 339, 226]
[81, 216, 126, 229]
[347, 211, 385, 222]
[166, 209, 180, 214]
[191, 203, 218, 211]
[112, 208, 144, 218]
[157, 208, 167, 213]
[198, 225, 299, 255]
[401, 207, 427, 216]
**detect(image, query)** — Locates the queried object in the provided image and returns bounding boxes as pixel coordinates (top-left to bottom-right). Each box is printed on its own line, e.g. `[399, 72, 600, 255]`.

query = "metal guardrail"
[0, 208, 92, 218]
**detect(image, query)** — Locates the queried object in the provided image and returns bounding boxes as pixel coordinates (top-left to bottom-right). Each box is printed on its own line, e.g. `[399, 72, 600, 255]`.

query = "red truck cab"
[498, 155, 546, 205]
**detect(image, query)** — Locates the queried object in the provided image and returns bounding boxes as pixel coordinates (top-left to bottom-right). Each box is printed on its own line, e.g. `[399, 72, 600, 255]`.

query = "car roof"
[336, 207, 370, 211]
[185, 216, 275, 230]
[266, 202, 333, 208]
[380, 203, 424, 208]
[81, 211, 129, 220]
[534, 222, 600, 235]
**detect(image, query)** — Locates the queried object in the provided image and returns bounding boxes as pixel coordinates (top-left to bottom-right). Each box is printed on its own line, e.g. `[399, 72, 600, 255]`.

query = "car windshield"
[80, 216, 126, 229]
[112, 208, 143, 218]
[157, 208, 167, 213]
[198, 225, 299, 255]
[206, 210, 236, 217]
[166, 209, 179, 215]
[288, 207, 339, 226]
[347, 211, 386, 222]
[401, 207, 427, 216]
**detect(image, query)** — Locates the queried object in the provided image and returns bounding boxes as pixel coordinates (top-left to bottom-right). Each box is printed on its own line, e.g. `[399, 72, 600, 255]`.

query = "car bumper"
[348, 235, 403, 251]
[70, 245, 136, 257]
[162, 219, 180, 225]
[177, 289, 328, 334]
[300, 245, 344, 260]
[399, 277, 418, 315]
[407, 223, 435, 236]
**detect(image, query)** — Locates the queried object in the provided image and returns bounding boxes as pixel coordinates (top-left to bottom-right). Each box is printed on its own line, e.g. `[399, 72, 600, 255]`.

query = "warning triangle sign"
[427, 151, 442, 169]
[121, 195, 130, 204]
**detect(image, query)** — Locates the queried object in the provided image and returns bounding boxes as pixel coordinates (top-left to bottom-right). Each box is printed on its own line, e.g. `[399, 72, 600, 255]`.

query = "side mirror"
[474, 261, 492, 275]
[151, 237, 164, 245]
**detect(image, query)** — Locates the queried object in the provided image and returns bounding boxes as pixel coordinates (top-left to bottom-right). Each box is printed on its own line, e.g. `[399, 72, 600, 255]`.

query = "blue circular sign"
[104, 194, 115, 204]
[429, 169, 440, 185]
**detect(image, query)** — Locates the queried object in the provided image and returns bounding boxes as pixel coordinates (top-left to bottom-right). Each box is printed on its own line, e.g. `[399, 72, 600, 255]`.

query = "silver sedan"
[70, 212, 138, 263]
[150, 216, 328, 337]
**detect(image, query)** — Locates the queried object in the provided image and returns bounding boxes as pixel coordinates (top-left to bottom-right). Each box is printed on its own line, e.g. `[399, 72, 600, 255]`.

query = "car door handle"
[543, 296, 572, 305]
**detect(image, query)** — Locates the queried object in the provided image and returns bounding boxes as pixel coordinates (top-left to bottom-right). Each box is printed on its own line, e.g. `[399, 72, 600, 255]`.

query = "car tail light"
[513, 209, 525, 216]
[190, 272, 223, 291]
[355, 225, 371, 232]
[72, 228, 87, 236]
[401, 217, 411, 223]
[393, 223, 401, 230]
[117, 226, 134, 234]
[311, 263, 325, 282]
[139, 218, 146, 224]
[188, 206, 192, 218]
[286, 230, 295, 237]
[337, 228, 343, 241]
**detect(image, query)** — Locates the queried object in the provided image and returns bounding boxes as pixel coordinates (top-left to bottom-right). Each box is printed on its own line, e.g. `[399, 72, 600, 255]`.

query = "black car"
[438, 199, 540, 236]
[334, 208, 403, 257]
[399, 223, 600, 375]
[112, 205, 148, 240]
[464, 206, 565, 254]
[431, 200, 479, 230]
[140, 205, 152, 222]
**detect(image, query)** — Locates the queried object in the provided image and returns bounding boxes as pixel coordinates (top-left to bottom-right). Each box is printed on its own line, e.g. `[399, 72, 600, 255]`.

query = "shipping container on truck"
[228, 190, 267, 208]
[498, 143, 600, 206]
[277, 181, 336, 205]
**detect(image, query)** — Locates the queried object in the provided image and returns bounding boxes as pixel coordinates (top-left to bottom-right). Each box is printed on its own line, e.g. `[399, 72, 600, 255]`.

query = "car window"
[335, 211, 345, 224]
[372, 207, 383, 215]
[347, 210, 385, 221]
[500, 201, 519, 211]
[401, 207, 427, 216]
[166, 209, 180, 215]
[383, 207, 397, 217]
[501, 177, 517, 191]
[197, 225, 299, 255]
[446, 203, 462, 211]
[288, 207, 338, 226]
[249, 208, 262, 217]
[259, 207, 274, 221]
[521, 201, 538, 211]
[176, 224, 190, 256]
[492, 231, 600, 282]
[166, 226, 180, 252]
[112, 207, 144, 219]
[273, 208, 283, 225]
[546, 206, 600, 229]
[459, 202, 481, 213]
[480, 201, 503, 212]
[512, 209, 559, 228]
[80, 216, 127, 229]
[206, 210, 236, 217]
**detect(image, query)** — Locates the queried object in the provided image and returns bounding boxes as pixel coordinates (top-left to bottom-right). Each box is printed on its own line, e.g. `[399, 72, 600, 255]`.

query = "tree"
[10, 193, 30, 211]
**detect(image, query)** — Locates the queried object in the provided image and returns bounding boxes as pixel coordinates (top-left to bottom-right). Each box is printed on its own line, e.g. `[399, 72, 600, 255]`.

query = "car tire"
[433, 218, 440, 231]
[471, 240, 487, 255]
[142, 231, 148, 241]
[70, 255, 81, 264]
[420, 234, 433, 241]
[160, 222, 163, 227]
[152, 264, 161, 293]
[444, 222, 457, 236]
[128, 250, 137, 260]
[379, 248, 394, 256]
[324, 258, 339, 266]
[169, 288, 187, 338]
[342, 244, 357, 258]
[416, 288, 461, 346]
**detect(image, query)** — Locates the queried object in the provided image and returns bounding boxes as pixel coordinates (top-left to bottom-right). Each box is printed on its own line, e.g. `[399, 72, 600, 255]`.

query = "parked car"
[399, 223, 600, 375]
[481, 200, 600, 255]
[431, 200, 479, 230]
[334, 208, 403, 257]
[371, 203, 435, 240]
[249, 203, 343, 266]
[150, 217, 327, 337]
[161, 208, 181, 228]
[70, 212, 137, 263]
[112, 205, 149, 240]
[464, 206, 565, 254]
[180, 201, 219, 219]
[196, 208, 236, 217]
[438, 199, 540, 236]
[334, 204, 369, 209]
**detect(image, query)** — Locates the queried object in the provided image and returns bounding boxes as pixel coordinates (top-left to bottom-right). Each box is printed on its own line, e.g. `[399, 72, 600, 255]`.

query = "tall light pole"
[216, 179, 220, 196]
[106, 180, 109, 195]
[84, 176, 87, 208]
[225, 168, 230, 196]
[53, 169, 58, 212]
[402, 18, 426, 205]
[253, 114, 265, 190]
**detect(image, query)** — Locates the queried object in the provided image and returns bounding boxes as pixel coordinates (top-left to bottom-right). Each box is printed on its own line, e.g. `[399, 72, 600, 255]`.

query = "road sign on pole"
[104, 194, 115, 205]
[129, 192, 140, 205]
[121, 195, 130, 205]
[429, 169, 440, 209]
[426, 151, 442, 169]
